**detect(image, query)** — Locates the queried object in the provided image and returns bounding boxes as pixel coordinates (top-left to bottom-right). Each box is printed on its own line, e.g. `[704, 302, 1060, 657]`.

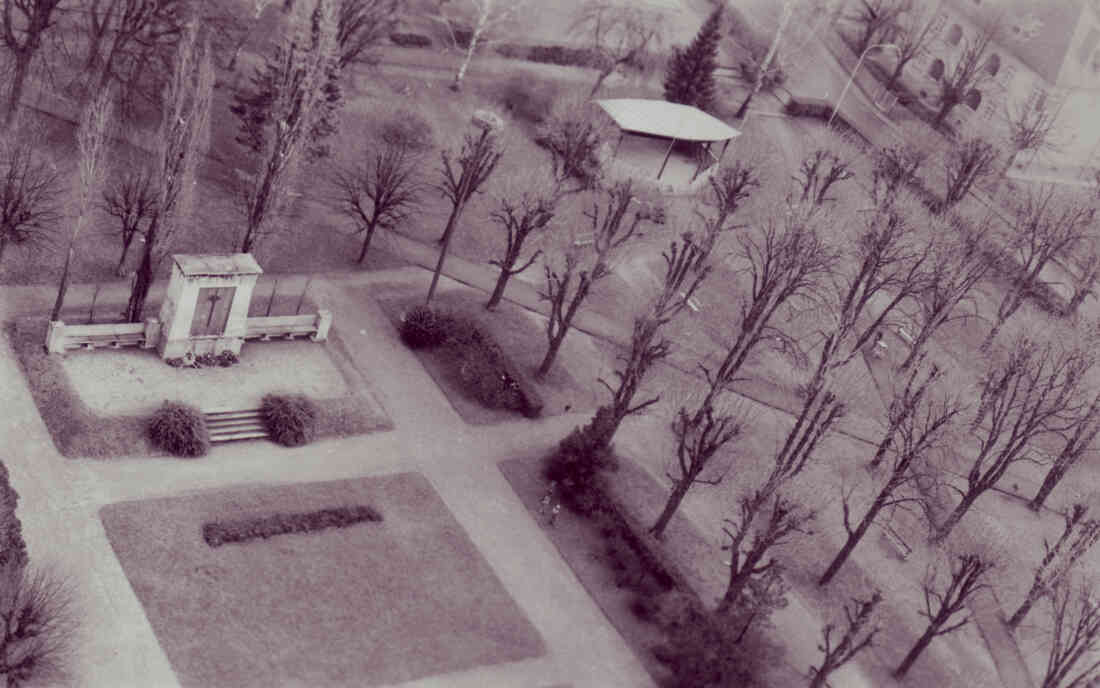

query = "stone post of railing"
[45, 321, 67, 354]
[311, 310, 332, 342]
[143, 317, 161, 349]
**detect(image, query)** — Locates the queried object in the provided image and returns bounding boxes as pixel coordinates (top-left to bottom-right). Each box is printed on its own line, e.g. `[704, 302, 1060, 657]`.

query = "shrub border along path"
[5, 317, 392, 458]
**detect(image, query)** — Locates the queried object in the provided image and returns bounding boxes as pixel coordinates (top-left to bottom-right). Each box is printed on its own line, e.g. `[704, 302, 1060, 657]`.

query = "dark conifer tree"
[663, 6, 723, 112]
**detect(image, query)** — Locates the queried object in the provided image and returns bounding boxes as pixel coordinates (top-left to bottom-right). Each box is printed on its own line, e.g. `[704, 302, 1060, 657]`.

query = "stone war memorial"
[46, 253, 332, 358]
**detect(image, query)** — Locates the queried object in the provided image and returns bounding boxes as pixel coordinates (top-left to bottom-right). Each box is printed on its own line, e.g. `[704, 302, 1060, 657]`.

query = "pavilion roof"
[595, 99, 742, 143]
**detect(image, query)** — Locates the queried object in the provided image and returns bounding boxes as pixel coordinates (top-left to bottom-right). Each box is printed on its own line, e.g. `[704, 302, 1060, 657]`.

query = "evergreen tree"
[0, 461, 27, 592]
[663, 6, 723, 112]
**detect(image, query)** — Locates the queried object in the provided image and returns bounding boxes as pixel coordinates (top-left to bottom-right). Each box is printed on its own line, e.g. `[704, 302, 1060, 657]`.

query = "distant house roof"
[595, 99, 742, 142]
[944, 0, 1084, 84]
[173, 254, 263, 277]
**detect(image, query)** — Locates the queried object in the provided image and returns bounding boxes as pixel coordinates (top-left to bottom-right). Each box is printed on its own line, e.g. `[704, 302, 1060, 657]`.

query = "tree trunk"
[357, 219, 378, 264]
[1008, 585, 1042, 628]
[932, 99, 953, 129]
[818, 498, 881, 585]
[451, 27, 482, 91]
[980, 319, 1003, 353]
[427, 203, 464, 304]
[734, 91, 753, 119]
[485, 266, 511, 310]
[933, 492, 976, 543]
[899, 326, 933, 371]
[893, 626, 936, 678]
[117, 234, 135, 275]
[1031, 463, 1068, 512]
[885, 58, 909, 91]
[50, 247, 75, 322]
[589, 68, 612, 98]
[6, 52, 33, 127]
[126, 216, 159, 323]
[650, 479, 692, 539]
[537, 329, 567, 378]
[0, 233, 7, 264]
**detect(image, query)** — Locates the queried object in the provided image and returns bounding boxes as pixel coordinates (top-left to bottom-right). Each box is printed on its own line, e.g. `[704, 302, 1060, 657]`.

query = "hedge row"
[203, 505, 383, 547]
[494, 42, 605, 69]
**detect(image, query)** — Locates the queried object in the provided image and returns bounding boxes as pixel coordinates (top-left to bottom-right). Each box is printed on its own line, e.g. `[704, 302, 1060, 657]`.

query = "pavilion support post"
[613, 131, 625, 159]
[691, 141, 712, 183]
[718, 138, 732, 164]
[657, 137, 677, 180]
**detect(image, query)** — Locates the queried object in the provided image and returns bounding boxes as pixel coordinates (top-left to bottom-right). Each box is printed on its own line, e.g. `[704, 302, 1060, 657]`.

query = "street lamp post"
[828, 43, 900, 127]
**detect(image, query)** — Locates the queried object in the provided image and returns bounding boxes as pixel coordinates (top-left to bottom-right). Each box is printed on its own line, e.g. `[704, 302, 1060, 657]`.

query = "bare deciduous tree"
[1003, 92, 1061, 176]
[485, 188, 556, 310]
[81, 0, 184, 93]
[236, 0, 343, 255]
[845, 0, 903, 55]
[650, 393, 742, 539]
[870, 141, 928, 206]
[436, 0, 527, 91]
[883, 1, 936, 91]
[934, 338, 1090, 542]
[821, 367, 959, 585]
[1064, 247, 1100, 319]
[808, 591, 882, 688]
[697, 159, 759, 242]
[595, 233, 710, 443]
[335, 0, 397, 70]
[1032, 392, 1100, 511]
[1010, 505, 1100, 629]
[899, 226, 991, 370]
[717, 492, 814, 615]
[828, 203, 933, 368]
[536, 180, 661, 377]
[534, 101, 607, 193]
[426, 120, 504, 303]
[1041, 578, 1100, 688]
[0, 0, 64, 126]
[893, 553, 993, 678]
[572, 0, 662, 97]
[101, 163, 157, 275]
[0, 139, 62, 266]
[931, 17, 999, 128]
[941, 136, 998, 211]
[125, 21, 213, 322]
[51, 90, 114, 322]
[982, 186, 1093, 350]
[331, 140, 421, 265]
[795, 149, 854, 207]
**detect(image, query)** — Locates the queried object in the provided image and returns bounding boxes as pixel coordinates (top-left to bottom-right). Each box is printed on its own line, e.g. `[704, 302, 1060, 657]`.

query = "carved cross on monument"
[204, 289, 224, 330]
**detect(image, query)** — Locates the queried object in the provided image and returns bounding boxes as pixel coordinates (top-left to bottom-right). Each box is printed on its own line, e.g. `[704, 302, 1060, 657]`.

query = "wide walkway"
[0, 269, 652, 688]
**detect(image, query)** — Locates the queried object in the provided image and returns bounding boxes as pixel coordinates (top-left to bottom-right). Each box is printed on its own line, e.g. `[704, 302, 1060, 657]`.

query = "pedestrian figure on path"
[549, 503, 561, 527]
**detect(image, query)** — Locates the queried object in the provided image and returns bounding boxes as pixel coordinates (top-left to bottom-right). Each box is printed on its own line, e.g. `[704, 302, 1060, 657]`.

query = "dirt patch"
[100, 472, 545, 688]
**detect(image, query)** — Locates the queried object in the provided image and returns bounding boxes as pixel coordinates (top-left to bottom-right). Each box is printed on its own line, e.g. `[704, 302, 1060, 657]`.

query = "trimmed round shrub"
[148, 401, 210, 458]
[376, 109, 434, 154]
[389, 32, 432, 48]
[260, 394, 318, 447]
[400, 305, 450, 348]
[493, 75, 559, 125]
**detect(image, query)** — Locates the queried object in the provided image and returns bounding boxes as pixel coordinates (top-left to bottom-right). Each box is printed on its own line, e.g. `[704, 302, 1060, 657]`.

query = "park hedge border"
[202, 505, 383, 547]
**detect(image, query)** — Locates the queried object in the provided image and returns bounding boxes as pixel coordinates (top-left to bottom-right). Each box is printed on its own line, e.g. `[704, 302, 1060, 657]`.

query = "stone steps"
[205, 409, 269, 443]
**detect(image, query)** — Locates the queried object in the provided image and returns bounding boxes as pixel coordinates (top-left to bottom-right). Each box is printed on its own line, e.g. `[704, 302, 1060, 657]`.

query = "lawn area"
[99, 472, 545, 688]
[6, 316, 392, 458]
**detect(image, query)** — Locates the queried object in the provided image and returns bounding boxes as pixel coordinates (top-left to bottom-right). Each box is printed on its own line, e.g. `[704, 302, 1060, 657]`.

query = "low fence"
[243, 310, 332, 342]
[46, 318, 160, 354]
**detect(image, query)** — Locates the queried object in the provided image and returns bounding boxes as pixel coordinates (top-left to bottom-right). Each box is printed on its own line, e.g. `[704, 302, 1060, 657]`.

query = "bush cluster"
[494, 42, 604, 68]
[166, 350, 239, 368]
[400, 305, 543, 417]
[260, 394, 319, 447]
[376, 108, 434, 154]
[544, 407, 619, 514]
[148, 401, 210, 458]
[491, 75, 560, 126]
[400, 305, 453, 348]
[389, 32, 432, 48]
[202, 504, 383, 547]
